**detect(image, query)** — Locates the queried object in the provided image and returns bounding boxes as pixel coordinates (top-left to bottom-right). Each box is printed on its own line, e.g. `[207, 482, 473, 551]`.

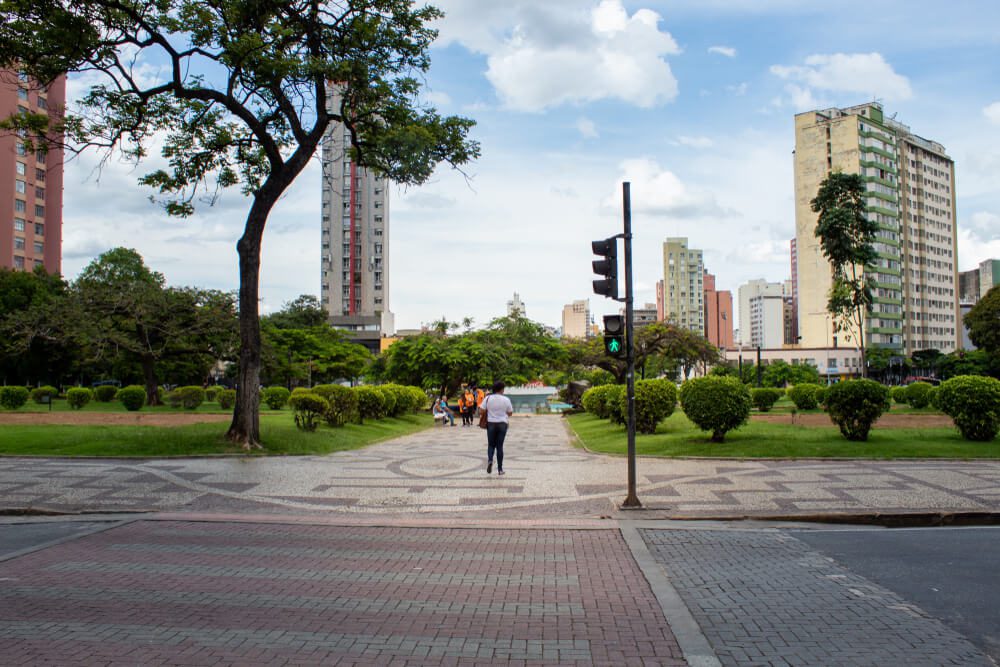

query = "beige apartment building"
[1, 69, 65, 274]
[793, 102, 958, 355]
[662, 237, 704, 334]
[561, 299, 591, 339]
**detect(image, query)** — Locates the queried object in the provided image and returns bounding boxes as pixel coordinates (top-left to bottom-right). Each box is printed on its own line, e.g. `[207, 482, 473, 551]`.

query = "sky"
[59, 0, 1000, 332]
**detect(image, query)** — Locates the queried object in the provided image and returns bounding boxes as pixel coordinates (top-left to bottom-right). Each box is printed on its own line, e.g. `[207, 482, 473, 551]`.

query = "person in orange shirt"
[458, 386, 477, 426]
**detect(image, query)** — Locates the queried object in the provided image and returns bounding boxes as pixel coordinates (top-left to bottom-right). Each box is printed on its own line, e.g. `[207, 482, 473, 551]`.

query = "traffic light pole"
[622, 182, 640, 508]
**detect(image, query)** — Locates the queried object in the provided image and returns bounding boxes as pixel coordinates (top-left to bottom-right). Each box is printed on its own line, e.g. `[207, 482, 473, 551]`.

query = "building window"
[16, 163, 26, 176]
[35, 204, 45, 217]
[16, 143, 26, 156]
[35, 186, 44, 199]
[34, 223, 43, 236]
[37, 97, 47, 110]
[13, 256, 24, 270]
[17, 88, 27, 100]
[15, 199, 26, 213]
[35, 168, 44, 182]
[33, 242, 43, 254]
[36, 150, 45, 164]
[14, 219, 25, 232]
[15, 180, 25, 194]
[15, 238, 25, 250]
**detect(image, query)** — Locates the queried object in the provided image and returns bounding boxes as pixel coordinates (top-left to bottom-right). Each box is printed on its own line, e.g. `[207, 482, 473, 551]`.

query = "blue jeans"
[486, 422, 508, 470]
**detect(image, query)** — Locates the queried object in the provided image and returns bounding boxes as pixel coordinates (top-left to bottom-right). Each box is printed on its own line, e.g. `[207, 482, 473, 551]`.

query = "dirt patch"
[0, 412, 231, 427]
[753, 412, 954, 428]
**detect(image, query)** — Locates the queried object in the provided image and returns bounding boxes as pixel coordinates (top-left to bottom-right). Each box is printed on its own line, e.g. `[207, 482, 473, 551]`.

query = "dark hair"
[492, 381, 505, 394]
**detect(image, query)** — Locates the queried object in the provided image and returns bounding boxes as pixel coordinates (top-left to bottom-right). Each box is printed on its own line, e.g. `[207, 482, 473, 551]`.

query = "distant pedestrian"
[433, 395, 455, 427]
[458, 385, 477, 426]
[480, 381, 514, 475]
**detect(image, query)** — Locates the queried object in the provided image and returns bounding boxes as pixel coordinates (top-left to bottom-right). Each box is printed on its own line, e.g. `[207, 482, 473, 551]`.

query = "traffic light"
[603, 315, 625, 357]
[592, 237, 618, 299]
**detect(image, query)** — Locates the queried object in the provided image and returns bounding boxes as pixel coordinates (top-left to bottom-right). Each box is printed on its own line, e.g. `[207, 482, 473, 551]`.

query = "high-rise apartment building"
[789, 239, 799, 343]
[959, 259, 1000, 304]
[655, 279, 665, 322]
[793, 102, 958, 355]
[320, 88, 394, 353]
[561, 299, 591, 339]
[738, 279, 787, 349]
[662, 238, 704, 333]
[507, 292, 526, 318]
[1, 69, 65, 274]
[703, 271, 733, 349]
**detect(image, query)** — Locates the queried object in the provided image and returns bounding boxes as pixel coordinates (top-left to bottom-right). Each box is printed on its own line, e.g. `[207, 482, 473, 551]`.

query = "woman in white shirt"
[481, 380, 514, 475]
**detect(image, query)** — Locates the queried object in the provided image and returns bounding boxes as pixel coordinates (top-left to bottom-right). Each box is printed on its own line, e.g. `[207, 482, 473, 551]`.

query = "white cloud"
[676, 135, 714, 149]
[438, 0, 680, 112]
[727, 82, 749, 96]
[958, 223, 1000, 272]
[606, 158, 731, 219]
[422, 90, 452, 107]
[576, 117, 599, 138]
[771, 52, 912, 108]
[983, 102, 1000, 125]
[708, 45, 736, 57]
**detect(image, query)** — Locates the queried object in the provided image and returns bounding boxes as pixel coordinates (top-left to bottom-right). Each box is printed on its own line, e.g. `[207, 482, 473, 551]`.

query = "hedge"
[613, 379, 677, 434]
[217, 389, 237, 410]
[0, 386, 29, 410]
[581, 384, 619, 419]
[117, 385, 146, 411]
[353, 385, 386, 423]
[167, 386, 206, 410]
[94, 385, 118, 402]
[205, 386, 221, 402]
[679, 376, 751, 442]
[906, 382, 934, 409]
[288, 392, 328, 432]
[66, 387, 93, 410]
[31, 385, 58, 404]
[751, 388, 783, 412]
[312, 385, 358, 427]
[787, 383, 823, 410]
[262, 386, 291, 410]
[823, 379, 890, 441]
[936, 375, 1000, 441]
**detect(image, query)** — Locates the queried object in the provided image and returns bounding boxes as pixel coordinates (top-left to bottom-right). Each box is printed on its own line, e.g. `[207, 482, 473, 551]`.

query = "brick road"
[0, 519, 686, 666]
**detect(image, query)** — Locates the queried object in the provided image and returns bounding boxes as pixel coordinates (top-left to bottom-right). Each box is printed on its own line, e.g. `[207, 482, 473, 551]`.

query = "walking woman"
[481, 381, 514, 475]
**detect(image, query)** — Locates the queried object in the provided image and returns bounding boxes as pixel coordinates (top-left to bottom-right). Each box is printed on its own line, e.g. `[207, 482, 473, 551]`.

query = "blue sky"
[61, 0, 1000, 331]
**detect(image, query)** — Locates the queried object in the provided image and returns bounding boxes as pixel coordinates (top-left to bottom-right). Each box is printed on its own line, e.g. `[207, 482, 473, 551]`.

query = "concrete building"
[1, 69, 65, 274]
[320, 87, 394, 354]
[722, 346, 864, 383]
[561, 299, 591, 339]
[789, 239, 799, 343]
[662, 238, 704, 333]
[959, 259, 1000, 304]
[655, 279, 665, 322]
[793, 102, 958, 355]
[737, 279, 787, 349]
[703, 271, 734, 349]
[507, 292, 526, 318]
[631, 303, 659, 329]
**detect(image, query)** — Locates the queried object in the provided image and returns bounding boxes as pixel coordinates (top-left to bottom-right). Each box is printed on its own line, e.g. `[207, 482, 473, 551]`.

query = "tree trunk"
[227, 218, 265, 449]
[142, 357, 161, 406]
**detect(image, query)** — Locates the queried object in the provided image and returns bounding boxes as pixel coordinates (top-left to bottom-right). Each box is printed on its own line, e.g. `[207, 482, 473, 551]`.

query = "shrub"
[353, 385, 386, 423]
[927, 386, 939, 409]
[117, 385, 146, 411]
[378, 386, 397, 417]
[66, 387, 93, 410]
[262, 386, 291, 410]
[288, 392, 328, 432]
[0, 386, 29, 410]
[889, 385, 908, 405]
[936, 375, 1000, 441]
[166, 386, 206, 410]
[31, 385, 58, 404]
[814, 386, 827, 408]
[408, 386, 428, 413]
[906, 382, 934, 409]
[581, 384, 619, 419]
[787, 383, 822, 410]
[823, 379, 890, 441]
[679, 376, 752, 443]
[379, 384, 412, 417]
[217, 389, 237, 410]
[312, 384, 358, 426]
[205, 386, 221, 402]
[751, 388, 783, 412]
[612, 379, 676, 434]
[94, 385, 118, 402]
[605, 385, 627, 425]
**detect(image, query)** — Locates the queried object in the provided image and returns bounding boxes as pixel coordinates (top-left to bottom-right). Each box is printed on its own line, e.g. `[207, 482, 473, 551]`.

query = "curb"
[658, 511, 1000, 527]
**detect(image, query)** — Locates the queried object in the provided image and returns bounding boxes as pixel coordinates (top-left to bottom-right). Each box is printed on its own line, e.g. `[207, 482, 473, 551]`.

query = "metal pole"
[756, 345, 763, 387]
[622, 182, 641, 508]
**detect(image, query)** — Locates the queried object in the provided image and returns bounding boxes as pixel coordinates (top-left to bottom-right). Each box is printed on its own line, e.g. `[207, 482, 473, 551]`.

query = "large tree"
[0, 266, 74, 385]
[965, 285, 1000, 356]
[0, 0, 478, 447]
[811, 171, 879, 377]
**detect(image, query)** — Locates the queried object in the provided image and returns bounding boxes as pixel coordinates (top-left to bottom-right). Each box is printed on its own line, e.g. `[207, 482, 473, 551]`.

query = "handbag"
[478, 396, 489, 429]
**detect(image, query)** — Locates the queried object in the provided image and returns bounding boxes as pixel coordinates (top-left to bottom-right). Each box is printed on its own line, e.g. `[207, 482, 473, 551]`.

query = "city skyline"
[50, 0, 1000, 330]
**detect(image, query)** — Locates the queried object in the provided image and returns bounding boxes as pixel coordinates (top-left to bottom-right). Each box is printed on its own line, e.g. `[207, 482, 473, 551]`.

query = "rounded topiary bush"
[613, 379, 676, 434]
[205, 386, 221, 402]
[288, 392, 328, 432]
[936, 375, 1000, 441]
[377, 386, 397, 417]
[581, 384, 619, 419]
[312, 384, 358, 426]
[927, 386, 939, 409]
[217, 389, 237, 410]
[66, 387, 93, 410]
[94, 385, 118, 402]
[262, 386, 291, 410]
[679, 376, 752, 443]
[751, 388, 783, 412]
[166, 386, 206, 410]
[604, 384, 627, 425]
[890, 385, 909, 405]
[823, 379, 890, 441]
[906, 382, 934, 409]
[814, 386, 827, 408]
[787, 383, 823, 410]
[31, 385, 58, 404]
[117, 385, 146, 411]
[408, 386, 428, 413]
[0, 386, 30, 410]
[353, 385, 386, 423]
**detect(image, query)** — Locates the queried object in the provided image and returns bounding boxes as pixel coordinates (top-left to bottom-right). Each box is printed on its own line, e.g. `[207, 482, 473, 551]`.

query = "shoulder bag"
[478, 396, 489, 429]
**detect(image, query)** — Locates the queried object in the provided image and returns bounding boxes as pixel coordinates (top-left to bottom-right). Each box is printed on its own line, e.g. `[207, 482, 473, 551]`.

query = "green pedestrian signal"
[603, 315, 625, 358]
[607, 338, 621, 353]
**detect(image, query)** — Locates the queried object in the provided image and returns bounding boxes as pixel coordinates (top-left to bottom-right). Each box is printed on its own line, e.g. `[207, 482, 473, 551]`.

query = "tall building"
[320, 88, 394, 353]
[655, 279, 665, 322]
[507, 292, 526, 318]
[789, 239, 799, 343]
[662, 238, 704, 333]
[703, 271, 733, 349]
[1, 69, 65, 274]
[738, 279, 787, 349]
[561, 299, 591, 339]
[793, 102, 958, 355]
[959, 259, 1000, 304]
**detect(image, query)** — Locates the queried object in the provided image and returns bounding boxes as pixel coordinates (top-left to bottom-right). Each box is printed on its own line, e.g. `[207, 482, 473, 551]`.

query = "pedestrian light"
[603, 314, 625, 358]
[592, 237, 619, 299]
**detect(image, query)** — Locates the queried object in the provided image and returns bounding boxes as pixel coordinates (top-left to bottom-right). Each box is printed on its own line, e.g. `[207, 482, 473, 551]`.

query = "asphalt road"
[790, 526, 1000, 664]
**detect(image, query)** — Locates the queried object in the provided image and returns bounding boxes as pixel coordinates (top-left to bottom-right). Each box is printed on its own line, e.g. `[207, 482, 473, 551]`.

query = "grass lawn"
[0, 413, 434, 457]
[12, 399, 237, 414]
[565, 412, 1000, 459]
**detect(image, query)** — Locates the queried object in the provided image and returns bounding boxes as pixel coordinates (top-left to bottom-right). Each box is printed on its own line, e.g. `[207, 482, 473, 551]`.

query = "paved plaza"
[1, 415, 998, 665]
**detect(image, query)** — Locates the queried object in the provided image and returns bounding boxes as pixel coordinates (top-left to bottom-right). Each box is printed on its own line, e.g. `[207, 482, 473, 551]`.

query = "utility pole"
[622, 182, 640, 508]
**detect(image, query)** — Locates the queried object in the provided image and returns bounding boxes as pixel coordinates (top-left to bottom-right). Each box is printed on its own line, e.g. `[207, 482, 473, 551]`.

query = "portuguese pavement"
[1, 416, 997, 665]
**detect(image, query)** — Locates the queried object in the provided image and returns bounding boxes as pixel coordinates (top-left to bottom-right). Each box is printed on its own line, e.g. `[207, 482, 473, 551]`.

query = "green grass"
[10, 399, 238, 414]
[566, 412, 1000, 459]
[0, 413, 433, 457]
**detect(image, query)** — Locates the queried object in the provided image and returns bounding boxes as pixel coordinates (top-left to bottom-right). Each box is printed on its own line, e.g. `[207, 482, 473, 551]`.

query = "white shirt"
[482, 393, 513, 423]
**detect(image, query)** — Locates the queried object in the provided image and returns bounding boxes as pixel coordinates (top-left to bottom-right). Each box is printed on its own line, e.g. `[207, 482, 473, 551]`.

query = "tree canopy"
[965, 285, 1000, 356]
[0, 0, 479, 447]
